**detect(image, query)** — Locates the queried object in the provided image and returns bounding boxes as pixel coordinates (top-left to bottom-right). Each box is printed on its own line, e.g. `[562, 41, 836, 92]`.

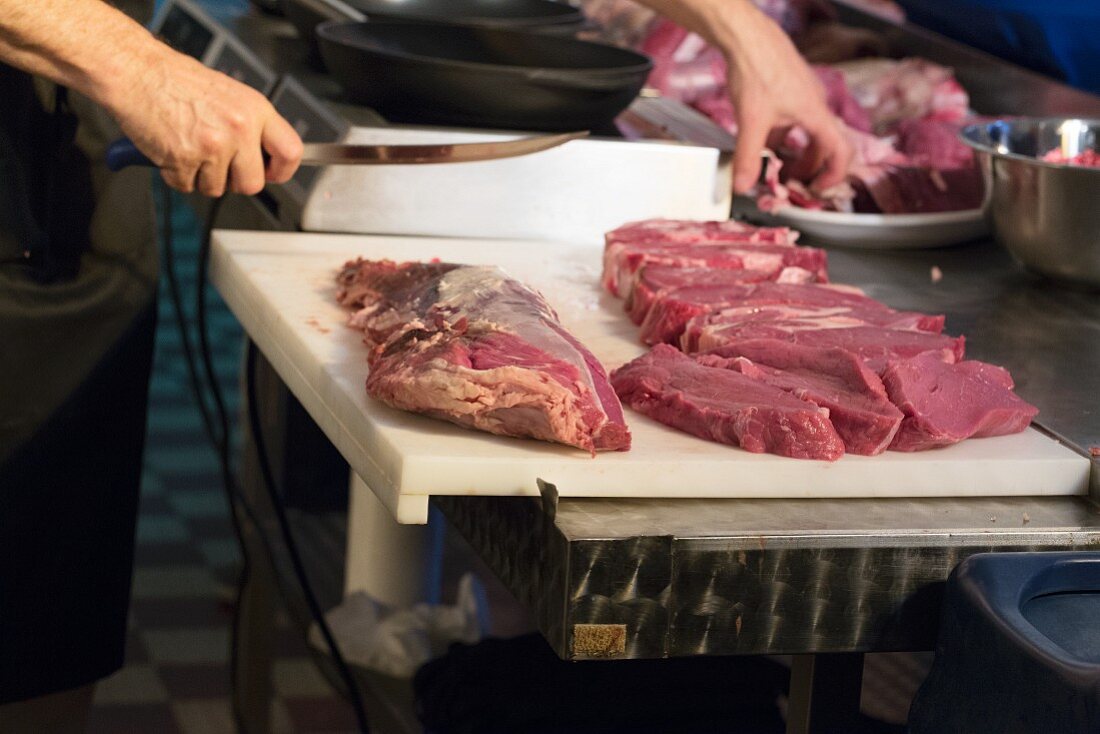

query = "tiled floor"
[84, 191, 929, 733]
[86, 191, 357, 733]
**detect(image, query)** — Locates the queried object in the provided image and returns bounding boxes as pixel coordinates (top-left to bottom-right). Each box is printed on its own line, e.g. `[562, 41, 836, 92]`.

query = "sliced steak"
[640, 280, 944, 346]
[611, 344, 845, 461]
[684, 318, 964, 373]
[627, 264, 818, 327]
[698, 341, 903, 455]
[336, 259, 630, 453]
[604, 240, 829, 299]
[881, 352, 1039, 451]
[605, 218, 799, 248]
[602, 219, 805, 297]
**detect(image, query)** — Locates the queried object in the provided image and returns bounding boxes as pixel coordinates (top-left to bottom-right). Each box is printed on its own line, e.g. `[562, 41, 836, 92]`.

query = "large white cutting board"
[210, 231, 1091, 523]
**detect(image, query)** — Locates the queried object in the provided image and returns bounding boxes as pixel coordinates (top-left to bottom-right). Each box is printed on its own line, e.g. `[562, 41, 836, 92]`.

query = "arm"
[631, 0, 851, 193]
[0, 0, 302, 195]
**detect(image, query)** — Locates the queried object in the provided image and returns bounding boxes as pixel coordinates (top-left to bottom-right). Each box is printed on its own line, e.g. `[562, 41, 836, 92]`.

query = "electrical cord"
[160, 188, 251, 733]
[159, 183, 221, 449]
[245, 340, 372, 733]
[161, 183, 372, 732]
[191, 198, 371, 733]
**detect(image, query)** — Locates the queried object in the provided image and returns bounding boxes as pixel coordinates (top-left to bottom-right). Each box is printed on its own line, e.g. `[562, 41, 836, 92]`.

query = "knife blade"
[299, 131, 588, 165]
[105, 131, 588, 172]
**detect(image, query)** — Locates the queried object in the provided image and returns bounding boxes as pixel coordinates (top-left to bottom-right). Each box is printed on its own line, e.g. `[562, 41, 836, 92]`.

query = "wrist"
[83, 25, 164, 112]
[705, 0, 755, 60]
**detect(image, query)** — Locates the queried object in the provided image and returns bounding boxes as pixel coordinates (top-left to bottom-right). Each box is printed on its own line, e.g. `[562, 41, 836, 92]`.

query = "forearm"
[0, 0, 301, 195]
[0, 0, 160, 111]
[629, 0, 749, 53]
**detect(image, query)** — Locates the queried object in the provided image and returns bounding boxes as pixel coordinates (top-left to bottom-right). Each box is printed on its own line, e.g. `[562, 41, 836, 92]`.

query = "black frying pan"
[346, 0, 584, 30]
[284, 0, 584, 70]
[316, 20, 652, 131]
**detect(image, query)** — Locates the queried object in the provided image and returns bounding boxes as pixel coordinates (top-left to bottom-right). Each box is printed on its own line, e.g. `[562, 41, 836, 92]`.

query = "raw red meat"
[336, 259, 631, 453]
[834, 58, 970, 134]
[758, 116, 983, 214]
[605, 218, 799, 249]
[624, 3, 978, 217]
[606, 241, 830, 300]
[627, 264, 818, 327]
[611, 344, 845, 461]
[842, 119, 983, 213]
[816, 66, 873, 133]
[853, 164, 984, 214]
[639, 279, 944, 346]
[1042, 148, 1100, 167]
[604, 220, 802, 296]
[881, 352, 1039, 451]
[683, 315, 965, 373]
[895, 119, 975, 169]
[697, 341, 903, 455]
[756, 158, 856, 215]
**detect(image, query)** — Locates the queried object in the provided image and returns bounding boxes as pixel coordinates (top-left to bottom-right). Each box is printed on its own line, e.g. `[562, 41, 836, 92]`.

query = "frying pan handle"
[106, 138, 155, 171]
[526, 70, 639, 92]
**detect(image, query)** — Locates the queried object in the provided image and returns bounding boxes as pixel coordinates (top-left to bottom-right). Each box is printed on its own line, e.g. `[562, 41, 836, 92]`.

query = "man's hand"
[0, 0, 303, 197]
[107, 46, 303, 196]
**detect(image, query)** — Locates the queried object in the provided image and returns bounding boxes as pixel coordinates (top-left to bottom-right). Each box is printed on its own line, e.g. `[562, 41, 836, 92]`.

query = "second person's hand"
[716, 0, 852, 194]
[630, 0, 853, 195]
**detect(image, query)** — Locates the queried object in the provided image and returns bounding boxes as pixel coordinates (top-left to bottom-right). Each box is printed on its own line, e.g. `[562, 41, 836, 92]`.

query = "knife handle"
[106, 138, 155, 171]
[107, 137, 276, 173]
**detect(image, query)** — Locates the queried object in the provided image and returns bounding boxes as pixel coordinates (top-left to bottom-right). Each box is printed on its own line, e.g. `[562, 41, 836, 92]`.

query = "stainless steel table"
[434, 236, 1100, 732]
[190, 2, 1100, 732]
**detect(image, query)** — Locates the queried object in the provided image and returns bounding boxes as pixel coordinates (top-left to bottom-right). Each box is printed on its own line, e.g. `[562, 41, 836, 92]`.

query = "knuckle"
[286, 136, 304, 162]
[232, 176, 264, 196]
[164, 172, 193, 194]
[226, 111, 248, 135]
[198, 130, 227, 158]
[198, 173, 226, 198]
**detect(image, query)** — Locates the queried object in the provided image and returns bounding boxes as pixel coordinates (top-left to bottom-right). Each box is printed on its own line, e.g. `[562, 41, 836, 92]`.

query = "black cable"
[190, 198, 370, 732]
[191, 197, 256, 734]
[245, 340, 372, 733]
[194, 196, 229, 458]
[159, 182, 221, 449]
[161, 184, 354, 731]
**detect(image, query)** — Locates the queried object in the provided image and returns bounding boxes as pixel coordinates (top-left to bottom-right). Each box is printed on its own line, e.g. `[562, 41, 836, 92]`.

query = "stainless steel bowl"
[960, 118, 1100, 287]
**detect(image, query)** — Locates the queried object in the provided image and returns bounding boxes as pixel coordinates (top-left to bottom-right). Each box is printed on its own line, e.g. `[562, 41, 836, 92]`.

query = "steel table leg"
[786, 653, 865, 734]
[234, 347, 285, 734]
[234, 515, 276, 734]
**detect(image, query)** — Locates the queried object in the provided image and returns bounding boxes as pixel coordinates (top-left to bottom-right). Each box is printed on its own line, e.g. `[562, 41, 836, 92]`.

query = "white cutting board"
[210, 231, 1090, 523]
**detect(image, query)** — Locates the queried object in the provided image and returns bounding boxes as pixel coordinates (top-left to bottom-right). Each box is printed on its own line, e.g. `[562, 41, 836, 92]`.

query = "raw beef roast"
[611, 345, 845, 461]
[336, 259, 631, 454]
[881, 352, 1039, 451]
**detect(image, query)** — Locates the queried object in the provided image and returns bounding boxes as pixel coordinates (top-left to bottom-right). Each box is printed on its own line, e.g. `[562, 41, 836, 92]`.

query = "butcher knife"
[105, 131, 588, 171]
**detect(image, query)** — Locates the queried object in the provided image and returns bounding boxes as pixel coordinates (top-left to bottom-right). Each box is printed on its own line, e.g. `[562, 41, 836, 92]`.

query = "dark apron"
[0, 57, 159, 701]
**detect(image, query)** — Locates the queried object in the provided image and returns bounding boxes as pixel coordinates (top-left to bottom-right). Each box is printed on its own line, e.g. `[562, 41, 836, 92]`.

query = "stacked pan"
[289, 0, 652, 131]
